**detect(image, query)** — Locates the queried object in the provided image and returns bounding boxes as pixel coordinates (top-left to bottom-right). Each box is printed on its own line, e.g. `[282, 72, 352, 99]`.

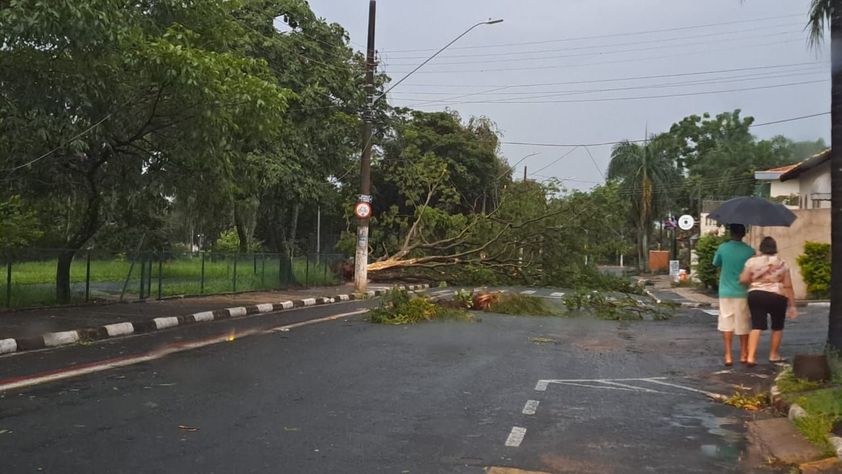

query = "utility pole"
[354, 0, 377, 293]
[523, 166, 527, 181]
[316, 205, 321, 260]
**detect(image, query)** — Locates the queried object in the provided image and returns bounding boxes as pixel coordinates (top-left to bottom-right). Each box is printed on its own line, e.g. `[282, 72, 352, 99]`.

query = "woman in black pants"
[739, 237, 797, 367]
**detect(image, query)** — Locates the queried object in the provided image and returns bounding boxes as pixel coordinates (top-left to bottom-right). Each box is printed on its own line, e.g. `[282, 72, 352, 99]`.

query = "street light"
[353, 7, 504, 293]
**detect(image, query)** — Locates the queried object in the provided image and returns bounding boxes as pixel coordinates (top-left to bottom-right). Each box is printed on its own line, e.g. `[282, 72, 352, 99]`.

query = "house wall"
[797, 161, 831, 209]
[770, 180, 800, 199]
[747, 208, 830, 299]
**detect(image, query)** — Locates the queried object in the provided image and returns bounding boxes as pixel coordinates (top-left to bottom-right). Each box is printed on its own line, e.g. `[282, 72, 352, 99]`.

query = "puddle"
[670, 401, 745, 464]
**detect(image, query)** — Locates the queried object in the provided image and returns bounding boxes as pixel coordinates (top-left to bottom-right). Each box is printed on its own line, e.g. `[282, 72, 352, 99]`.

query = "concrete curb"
[0, 284, 430, 355]
[770, 370, 842, 462]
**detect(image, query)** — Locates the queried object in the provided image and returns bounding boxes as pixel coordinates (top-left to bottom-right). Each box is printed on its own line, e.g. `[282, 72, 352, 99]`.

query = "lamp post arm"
[371, 20, 502, 105]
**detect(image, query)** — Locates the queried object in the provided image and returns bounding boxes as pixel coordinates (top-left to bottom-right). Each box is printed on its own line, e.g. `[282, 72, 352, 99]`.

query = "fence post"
[304, 254, 310, 287]
[261, 254, 266, 288]
[253, 254, 257, 275]
[147, 256, 153, 298]
[286, 254, 293, 287]
[323, 254, 328, 284]
[200, 252, 206, 294]
[5, 257, 11, 308]
[278, 254, 283, 288]
[233, 254, 238, 293]
[157, 254, 163, 300]
[139, 253, 147, 300]
[85, 251, 91, 302]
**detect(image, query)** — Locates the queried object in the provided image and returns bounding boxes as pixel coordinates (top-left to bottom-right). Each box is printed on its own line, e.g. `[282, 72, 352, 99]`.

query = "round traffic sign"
[678, 214, 695, 231]
[354, 202, 372, 219]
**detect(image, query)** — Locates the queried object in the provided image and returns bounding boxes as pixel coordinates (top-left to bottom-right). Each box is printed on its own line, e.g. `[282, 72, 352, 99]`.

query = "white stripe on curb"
[0, 338, 17, 354]
[279, 301, 294, 309]
[193, 311, 214, 323]
[505, 426, 527, 447]
[338, 294, 349, 301]
[367, 290, 376, 297]
[829, 435, 842, 459]
[550, 292, 565, 298]
[788, 403, 807, 421]
[227, 307, 247, 318]
[154, 317, 179, 330]
[256, 303, 274, 313]
[522, 400, 539, 415]
[520, 290, 536, 295]
[43, 331, 79, 347]
[302, 298, 316, 306]
[104, 323, 135, 337]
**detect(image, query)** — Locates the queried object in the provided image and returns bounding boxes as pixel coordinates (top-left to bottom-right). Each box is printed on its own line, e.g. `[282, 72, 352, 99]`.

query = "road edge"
[0, 285, 429, 355]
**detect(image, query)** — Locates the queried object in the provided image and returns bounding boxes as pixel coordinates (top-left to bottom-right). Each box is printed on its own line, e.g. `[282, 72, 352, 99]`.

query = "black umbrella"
[709, 197, 797, 227]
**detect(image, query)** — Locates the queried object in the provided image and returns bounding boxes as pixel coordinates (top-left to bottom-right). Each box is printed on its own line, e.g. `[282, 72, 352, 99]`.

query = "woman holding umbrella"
[739, 237, 798, 367]
[709, 196, 798, 367]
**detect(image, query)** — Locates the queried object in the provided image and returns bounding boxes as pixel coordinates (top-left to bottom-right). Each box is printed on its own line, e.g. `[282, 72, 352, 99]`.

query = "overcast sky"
[306, 0, 830, 190]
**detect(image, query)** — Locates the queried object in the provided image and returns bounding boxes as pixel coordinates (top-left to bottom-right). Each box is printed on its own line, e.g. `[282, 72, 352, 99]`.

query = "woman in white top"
[739, 237, 797, 367]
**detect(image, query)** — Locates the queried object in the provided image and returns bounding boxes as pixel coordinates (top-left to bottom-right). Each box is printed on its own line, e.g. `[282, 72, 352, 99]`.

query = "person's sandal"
[769, 357, 787, 364]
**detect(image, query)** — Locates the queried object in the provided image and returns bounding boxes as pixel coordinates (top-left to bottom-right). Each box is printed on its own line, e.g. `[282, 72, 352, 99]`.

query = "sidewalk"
[0, 283, 428, 354]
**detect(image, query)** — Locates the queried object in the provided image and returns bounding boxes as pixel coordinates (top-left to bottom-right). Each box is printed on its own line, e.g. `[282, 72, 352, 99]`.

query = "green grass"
[1, 254, 340, 309]
[777, 367, 824, 395]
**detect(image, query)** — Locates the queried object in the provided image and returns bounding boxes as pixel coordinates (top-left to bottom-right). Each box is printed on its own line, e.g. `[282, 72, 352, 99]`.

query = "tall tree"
[608, 139, 680, 272]
[807, 0, 842, 350]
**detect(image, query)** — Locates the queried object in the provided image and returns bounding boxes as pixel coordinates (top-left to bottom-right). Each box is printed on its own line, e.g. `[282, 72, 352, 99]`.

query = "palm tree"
[807, 0, 841, 351]
[608, 140, 677, 272]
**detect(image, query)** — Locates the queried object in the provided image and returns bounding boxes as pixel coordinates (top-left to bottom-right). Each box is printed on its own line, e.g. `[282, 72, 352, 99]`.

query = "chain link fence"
[1, 249, 350, 309]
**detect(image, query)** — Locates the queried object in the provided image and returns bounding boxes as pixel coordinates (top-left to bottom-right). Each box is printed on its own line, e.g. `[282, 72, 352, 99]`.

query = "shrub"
[369, 288, 470, 324]
[797, 242, 831, 299]
[485, 294, 555, 315]
[695, 233, 727, 290]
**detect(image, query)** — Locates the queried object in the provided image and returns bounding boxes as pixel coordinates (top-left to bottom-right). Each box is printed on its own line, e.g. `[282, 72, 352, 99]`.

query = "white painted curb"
[227, 307, 247, 318]
[256, 303, 274, 313]
[302, 298, 316, 306]
[193, 311, 214, 323]
[43, 331, 80, 347]
[154, 317, 179, 330]
[788, 403, 807, 421]
[0, 338, 17, 354]
[104, 323, 135, 338]
[279, 301, 294, 309]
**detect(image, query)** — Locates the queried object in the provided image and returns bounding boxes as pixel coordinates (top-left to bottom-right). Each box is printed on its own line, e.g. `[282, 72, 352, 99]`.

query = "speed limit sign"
[354, 202, 372, 219]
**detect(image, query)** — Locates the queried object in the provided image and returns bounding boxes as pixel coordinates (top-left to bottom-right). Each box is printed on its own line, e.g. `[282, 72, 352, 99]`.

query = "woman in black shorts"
[739, 237, 797, 367]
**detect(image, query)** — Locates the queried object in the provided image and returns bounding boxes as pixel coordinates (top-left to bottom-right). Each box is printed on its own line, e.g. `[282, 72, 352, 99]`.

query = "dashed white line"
[505, 426, 527, 447]
[550, 292, 565, 298]
[520, 290, 536, 295]
[522, 400, 539, 415]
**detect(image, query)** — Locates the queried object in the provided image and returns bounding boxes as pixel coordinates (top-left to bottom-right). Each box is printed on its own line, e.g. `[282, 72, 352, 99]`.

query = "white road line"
[520, 290, 536, 295]
[598, 380, 662, 393]
[505, 426, 527, 447]
[702, 309, 720, 316]
[550, 292, 565, 298]
[522, 400, 539, 415]
[637, 378, 727, 401]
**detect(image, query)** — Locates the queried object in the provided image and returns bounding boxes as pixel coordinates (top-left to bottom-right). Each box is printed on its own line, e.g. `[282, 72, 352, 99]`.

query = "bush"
[797, 242, 831, 299]
[696, 233, 727, 290]
[369, 288, 470, 324]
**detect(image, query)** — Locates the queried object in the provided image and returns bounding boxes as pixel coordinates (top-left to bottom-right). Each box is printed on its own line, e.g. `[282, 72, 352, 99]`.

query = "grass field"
[1, 253, 343, 309]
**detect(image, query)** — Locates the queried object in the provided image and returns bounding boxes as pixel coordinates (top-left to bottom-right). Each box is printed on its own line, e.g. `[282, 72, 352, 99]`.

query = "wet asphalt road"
[0, 290, 830, 473]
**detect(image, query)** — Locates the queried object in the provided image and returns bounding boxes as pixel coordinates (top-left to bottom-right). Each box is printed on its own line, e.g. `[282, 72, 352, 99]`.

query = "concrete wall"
[747, 208, 830, 299]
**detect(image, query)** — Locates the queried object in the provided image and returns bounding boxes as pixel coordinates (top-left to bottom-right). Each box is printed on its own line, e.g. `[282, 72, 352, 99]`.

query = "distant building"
[779, 148, 831, 210]
[754, 164, 800, 207]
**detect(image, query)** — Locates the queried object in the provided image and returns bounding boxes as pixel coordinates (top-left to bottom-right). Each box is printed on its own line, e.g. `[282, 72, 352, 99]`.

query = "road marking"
[549, 292, 565, 298]
[598, 380, 662, 393]
[0, 308, 369, 392]
[505, 426, 527, 447]
[701, 309, 719, 316]
[637, 378, 727, 401]
[522, 400, 539, 415]
[520, 290, 536, 295]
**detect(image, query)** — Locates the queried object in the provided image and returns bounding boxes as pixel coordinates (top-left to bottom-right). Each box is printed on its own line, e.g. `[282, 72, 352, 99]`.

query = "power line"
[382, 13, 805, 53]
[384, 38, 808, 75]
[529, 147, 581, 176]
[3, 113, 114, 175]
[500, 112, 831, 149]
[395, 69, 827, 106]
[387, 61, 827, 90]
[403, 79, 826, 107]
[385, 29, 804, 66]
[384, 22, 802, 61]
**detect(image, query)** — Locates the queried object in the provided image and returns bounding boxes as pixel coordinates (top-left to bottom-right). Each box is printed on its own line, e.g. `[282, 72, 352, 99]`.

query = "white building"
[779, 149, 831, 210]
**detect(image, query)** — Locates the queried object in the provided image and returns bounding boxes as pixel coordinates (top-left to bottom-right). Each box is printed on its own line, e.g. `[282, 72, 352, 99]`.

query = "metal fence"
[0, 249, 350, 310]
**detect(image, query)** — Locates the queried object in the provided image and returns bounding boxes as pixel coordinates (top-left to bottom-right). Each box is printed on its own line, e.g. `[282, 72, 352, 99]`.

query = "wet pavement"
[0, 289, 830, 473]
